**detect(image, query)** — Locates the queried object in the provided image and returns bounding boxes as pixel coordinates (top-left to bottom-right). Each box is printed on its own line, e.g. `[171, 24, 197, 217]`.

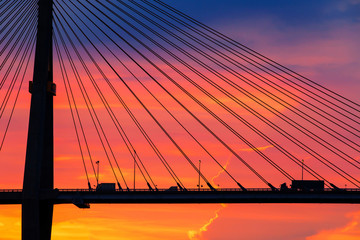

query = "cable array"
[1, 0, 359, 190]
[0, 1, 37, 150]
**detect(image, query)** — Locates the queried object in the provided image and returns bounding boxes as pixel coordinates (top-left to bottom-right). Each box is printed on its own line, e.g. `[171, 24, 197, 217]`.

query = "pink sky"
[1, 0, 360, 239]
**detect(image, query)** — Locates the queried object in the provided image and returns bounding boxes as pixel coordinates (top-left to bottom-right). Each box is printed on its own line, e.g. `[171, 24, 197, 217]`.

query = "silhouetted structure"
[1, 1, 360, 240]
[22, 0, 54, 239]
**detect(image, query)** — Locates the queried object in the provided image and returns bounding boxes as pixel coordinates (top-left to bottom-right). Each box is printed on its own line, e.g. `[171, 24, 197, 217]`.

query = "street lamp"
[134, 150, 137, 191]
[198, 160, 201, 191]
[96, 161, 100, 186]
[301, 159, 304, 180]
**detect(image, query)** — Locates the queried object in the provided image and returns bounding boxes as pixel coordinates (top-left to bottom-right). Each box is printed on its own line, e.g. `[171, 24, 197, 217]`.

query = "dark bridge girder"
[2, 189, 360, 205]
[22, 0, 54, 240]
[55, 189, 360, 204]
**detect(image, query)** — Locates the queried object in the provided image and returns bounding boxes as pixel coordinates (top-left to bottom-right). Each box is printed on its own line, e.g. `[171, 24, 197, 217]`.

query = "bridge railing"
[55, 188, 360, 192]
[0, 189, 22, 192]
[1, 188, 360, 193]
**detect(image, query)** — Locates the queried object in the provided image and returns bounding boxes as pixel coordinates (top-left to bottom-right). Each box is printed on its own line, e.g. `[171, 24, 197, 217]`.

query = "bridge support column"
[22, 0, 54, 240]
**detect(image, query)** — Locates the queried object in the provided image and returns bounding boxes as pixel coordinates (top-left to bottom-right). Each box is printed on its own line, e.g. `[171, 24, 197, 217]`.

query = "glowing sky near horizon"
[1, 0, 360, 239]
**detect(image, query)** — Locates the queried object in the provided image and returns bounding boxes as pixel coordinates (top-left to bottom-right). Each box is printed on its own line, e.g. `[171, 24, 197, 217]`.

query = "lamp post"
[134, 150, 137, 191]
[198, 160, 201, 191]
[302, 159, 304, 180]
[96, 161, 100, 186]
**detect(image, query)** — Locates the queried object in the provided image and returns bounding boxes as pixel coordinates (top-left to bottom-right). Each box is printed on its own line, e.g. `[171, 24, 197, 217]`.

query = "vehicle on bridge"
[165, 186, 178, 191]
[96, 183, 116, 192]
[291, 180, 324, 191]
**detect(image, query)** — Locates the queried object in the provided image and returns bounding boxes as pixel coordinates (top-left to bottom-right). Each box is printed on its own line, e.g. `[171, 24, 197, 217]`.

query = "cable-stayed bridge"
[1, 0, 360, 239]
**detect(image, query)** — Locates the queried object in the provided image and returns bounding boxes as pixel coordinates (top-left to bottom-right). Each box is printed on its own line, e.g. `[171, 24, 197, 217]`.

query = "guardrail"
[2, 188, 360, 205]
[2, 188, 360, 193]
[0, 189, 22, 193]
[56, 188, 360, 192]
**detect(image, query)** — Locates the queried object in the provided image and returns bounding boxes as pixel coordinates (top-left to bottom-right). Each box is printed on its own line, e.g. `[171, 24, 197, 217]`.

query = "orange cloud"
[188, 205, 226, 240]
[307, 211, 360, 240]
[238, 145, 273, 153]
[0, 206, 21, 240]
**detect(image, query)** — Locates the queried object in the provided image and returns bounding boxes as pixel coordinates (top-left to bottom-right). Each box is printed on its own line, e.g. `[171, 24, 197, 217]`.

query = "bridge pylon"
[22, 0, 54, 239]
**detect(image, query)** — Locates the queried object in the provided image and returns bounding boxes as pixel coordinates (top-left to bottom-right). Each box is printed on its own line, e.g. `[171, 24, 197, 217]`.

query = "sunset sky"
[1, 0, 360, 239]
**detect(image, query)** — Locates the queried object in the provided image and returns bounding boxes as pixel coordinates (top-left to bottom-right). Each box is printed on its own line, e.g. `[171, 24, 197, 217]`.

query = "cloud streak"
[307, 211, 360, 240]
[188, 206, 226, 240]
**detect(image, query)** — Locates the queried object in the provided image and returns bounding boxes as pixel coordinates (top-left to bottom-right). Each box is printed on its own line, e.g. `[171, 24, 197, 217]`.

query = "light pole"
[134, 150, 137, 191]
[302, 159, 304, 180]
[198, 160, 201, 191]
[96, 161, 100, 186]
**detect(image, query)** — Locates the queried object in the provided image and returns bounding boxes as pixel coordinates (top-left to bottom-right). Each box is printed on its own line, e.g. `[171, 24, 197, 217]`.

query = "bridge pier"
[22, 0, 54, 239]
[22, 200, 53, 240]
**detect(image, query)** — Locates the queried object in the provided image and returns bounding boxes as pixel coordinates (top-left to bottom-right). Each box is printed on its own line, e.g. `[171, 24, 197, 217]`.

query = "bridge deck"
[1, 188, 360, 205]
[0, 189, 22, 204]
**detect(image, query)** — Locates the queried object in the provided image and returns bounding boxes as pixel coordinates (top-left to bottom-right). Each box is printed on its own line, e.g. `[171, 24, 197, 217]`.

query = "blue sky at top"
[170, 0, 360, 28]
